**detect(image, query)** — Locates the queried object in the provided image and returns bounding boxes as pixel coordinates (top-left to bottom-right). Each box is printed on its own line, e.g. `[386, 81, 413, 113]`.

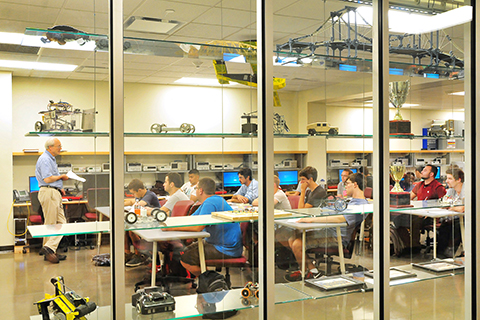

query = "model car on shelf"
[241, 281, 259, 299]
[307, 122, 339, 135]
[132, 286, 175, 315]
[124, 207, 168, 224]
[150, 122, 195, 133]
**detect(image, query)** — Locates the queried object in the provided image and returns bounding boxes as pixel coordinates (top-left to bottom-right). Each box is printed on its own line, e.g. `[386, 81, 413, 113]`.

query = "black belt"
[41, 186, 61, 192]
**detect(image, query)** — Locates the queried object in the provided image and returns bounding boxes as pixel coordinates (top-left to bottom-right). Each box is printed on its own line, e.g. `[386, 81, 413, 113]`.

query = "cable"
[7, 199, 28, 237]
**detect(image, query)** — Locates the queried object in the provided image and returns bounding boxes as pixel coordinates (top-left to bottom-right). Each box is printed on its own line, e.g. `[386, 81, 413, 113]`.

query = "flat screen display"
[435, 166, 441, 179]
[278, 170, 298, 186]
[339, 169, 357, 181]
[29, 176, 39, 193]
[223, 171, 241, 188]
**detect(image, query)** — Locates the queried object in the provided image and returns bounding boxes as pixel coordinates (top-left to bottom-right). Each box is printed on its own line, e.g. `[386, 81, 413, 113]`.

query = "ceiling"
[0, 0, 468, 109]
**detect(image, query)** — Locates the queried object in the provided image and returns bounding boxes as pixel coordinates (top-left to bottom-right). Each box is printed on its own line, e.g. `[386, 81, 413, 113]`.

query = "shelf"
[327, 150, 464, 154]
[14, 151, 307, 156]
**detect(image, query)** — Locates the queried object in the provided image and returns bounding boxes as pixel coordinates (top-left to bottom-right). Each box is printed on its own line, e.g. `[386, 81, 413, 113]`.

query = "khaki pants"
[38, 187, 66, 253]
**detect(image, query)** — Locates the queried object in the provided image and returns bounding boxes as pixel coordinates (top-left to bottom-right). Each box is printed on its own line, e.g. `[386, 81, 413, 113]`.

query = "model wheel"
[334, 199, 347, 212]
[329, 128, 338, 135]
[22, 249, 27, 254]
[136, 302, 143, 314]
[125, 212, 137, 224]
[241, 298, 251, 306]
[35, 121, 44, 132]
[241, 288, 251, 298]
[254, 290, 259, 299]
[180, 123, 190, 133]
[153, 209, 168, 222]
[189, 124, 195, 133]
[308, 129, 316, 136]
[150, 123, 161, 133]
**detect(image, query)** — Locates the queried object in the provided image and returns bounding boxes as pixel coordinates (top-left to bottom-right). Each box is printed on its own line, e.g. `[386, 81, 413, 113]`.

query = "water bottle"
[319, 178, 326, 191]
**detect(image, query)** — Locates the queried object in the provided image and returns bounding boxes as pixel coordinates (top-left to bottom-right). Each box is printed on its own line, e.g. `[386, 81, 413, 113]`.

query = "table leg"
[336, 226, 346, 274]
[151, 242, 157, 287]
[455, 216, 465, 258]
[97, 212, 103, 247]
[302, 230, 306, 280]
[433, 217, 437, 260]
[198, 238, 206, 273]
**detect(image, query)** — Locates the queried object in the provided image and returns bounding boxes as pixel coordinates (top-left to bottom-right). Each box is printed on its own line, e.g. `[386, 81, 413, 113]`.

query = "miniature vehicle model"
[307, 122, 339, 135]
[41, 25, 90, 46]
[34, 276, 97, 320]
[241, 281, 259, 299]
[35, 100, 95, 132]
[320, 198, 348, 212]
[132, 286, 175, 315]
[428, 120, 448, 137]
[150, 123, 195, 133]
[124, 208, 167, 224]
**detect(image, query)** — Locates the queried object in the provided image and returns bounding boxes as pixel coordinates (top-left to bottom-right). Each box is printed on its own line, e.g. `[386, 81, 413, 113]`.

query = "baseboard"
[0, 245, 14, 252]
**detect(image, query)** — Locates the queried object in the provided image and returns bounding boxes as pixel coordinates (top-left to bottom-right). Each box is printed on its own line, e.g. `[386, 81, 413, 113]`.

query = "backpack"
[196, 271, 237, 319]
[390, 225, 406, 257]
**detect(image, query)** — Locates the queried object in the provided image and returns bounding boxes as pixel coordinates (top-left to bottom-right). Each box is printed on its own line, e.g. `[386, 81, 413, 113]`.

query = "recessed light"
[0, 60, 77, 71]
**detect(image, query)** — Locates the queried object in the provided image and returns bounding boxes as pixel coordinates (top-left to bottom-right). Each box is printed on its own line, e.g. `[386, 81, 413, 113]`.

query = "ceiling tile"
[54, 9, 109, 31]
[174, 23, 240, 40]
[129, 0, 212, 24]
[0, 2, 60, 24]
[194, 7, 255, 28]
[65, 0, 109, 14]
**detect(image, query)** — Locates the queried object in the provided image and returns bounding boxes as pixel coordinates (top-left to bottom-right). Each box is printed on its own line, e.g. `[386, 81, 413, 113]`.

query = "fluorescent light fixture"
[339, 64, 357, 72]
[124, 16, 182, 34]
[350, 6, 472, 34]
[448, 91, 465, 96]
[424, 73, 440, 79]
[0, 32, 23, 45]
[174, 77, 237, 86]
[0, 60, 77, 71]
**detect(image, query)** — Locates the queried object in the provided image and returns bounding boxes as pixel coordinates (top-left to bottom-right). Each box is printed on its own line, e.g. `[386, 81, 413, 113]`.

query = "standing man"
[166, 178, 242, 276]
[298, 166, 327, 209]
[181, 169, 200, 202]
[229, 168, 258, 204]
[36, 138, 69, 264]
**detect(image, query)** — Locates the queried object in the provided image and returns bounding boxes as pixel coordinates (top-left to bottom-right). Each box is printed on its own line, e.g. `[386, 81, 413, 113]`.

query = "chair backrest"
[364, 187, 373, 199]
[159, 199, 167, 207]
[29, 191, 44, 222]
[171, 200, 194, 217]
[288, 195, 300, 209]
[87, 188, 110, 211]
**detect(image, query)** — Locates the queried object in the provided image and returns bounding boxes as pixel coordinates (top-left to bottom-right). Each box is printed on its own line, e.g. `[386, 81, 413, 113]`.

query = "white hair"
[45, 138, 56, 149]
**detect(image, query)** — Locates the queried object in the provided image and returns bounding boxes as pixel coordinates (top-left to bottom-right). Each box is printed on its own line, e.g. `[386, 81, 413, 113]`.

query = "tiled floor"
[2, 242, 465, 320]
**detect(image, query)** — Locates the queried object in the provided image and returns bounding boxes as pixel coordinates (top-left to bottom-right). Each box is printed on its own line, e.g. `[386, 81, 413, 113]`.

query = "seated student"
[160, 172, 190, 216]
[123, 179, 160, 267]
[337, 169, 353, 197]
[283, 173, 369, 281]
[181, 169, 200, 202]
[252, 175, 292, 210]
[229, 168, 259, 204]
[298, 166, 327, 208]
[400, 172, 416, 192]
[165, 177, 243, 276]
[438, 166, 465, 258]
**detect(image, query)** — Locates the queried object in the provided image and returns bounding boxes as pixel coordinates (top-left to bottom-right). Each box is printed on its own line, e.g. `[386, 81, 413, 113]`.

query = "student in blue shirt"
[166, 177, 242, 276]
[229, 168, 258, 204]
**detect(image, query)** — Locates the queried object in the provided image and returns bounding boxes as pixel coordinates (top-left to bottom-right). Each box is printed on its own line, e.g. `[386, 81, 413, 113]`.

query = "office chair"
[364, 187, 373, 199]
[171, 200, 194, 217]
[205, 222, 249, 288]
[287, 195, 300, 209]
[22, 191, 44, 254]
[306, 213, 371, 275]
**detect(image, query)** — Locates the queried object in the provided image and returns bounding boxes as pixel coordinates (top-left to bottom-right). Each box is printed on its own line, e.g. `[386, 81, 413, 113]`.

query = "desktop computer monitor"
[435, 166, 441, 179]
[29, 176, 39, 193]
[338, 169, 357, 181]
[223, 171, 241, 188]
[278, 170, 298, 186]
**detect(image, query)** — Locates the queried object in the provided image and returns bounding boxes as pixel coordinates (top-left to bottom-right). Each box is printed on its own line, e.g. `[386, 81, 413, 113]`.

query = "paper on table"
[66, 170, 86, 182]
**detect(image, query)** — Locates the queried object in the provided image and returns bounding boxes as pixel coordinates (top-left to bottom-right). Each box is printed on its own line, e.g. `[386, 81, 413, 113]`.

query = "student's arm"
[124, 198, 135, 206]
[297, 184, 309, 208]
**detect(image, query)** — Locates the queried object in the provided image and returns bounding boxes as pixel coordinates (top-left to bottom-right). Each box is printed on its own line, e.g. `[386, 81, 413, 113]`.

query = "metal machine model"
[320, 198, 349, 212]
[307, 122, 339, 135]
[241, 282, 259, 299]
[124, 207, 167, 224]
[131, 286, 175, 315]
[150, 122, 195, 134]
[241, 111, 290, 134]
[35, 100, 95, 132]
[34, 276, 97, 320]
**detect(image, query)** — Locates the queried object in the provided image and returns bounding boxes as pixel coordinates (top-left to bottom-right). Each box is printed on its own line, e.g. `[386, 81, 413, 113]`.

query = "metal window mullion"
[109, 0, 125, 319]
[257, 0, 275, 318]
[372, 0, 390, 319]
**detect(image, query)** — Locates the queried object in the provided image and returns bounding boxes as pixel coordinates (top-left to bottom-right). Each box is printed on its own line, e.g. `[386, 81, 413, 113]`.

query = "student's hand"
[60, 174, 69, 180]
[300, 182, 308, 193]
[238, 195, 249, 204]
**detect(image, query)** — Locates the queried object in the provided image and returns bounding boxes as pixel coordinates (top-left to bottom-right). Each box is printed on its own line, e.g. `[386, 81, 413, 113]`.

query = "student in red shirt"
[410, 164, 446, 200]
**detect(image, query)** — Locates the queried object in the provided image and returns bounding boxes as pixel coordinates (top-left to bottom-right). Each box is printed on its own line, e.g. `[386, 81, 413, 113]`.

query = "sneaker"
[284, 270, 320, 282]
[126, 254, 146, 267]
[42, 247, 59, 264]
[125, 252, 135, 264]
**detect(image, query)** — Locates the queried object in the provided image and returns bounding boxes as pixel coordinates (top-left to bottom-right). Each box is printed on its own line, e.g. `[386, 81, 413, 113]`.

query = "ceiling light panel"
[124, 16, 182, 34]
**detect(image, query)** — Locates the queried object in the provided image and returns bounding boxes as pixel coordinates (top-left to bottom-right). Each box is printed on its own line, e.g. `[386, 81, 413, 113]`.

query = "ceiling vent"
[124, 16, 182, 34]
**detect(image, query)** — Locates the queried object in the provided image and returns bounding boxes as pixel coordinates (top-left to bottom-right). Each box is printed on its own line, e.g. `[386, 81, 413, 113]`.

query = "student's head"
[188, 169, 200, 185]
[238, 168, 253, 185]
[404, 172, 415, 185]
[421, 164, 437, 180]
[127, 179, 146, 198]
[358, 166, 369, 176]
[345, 173, 366, 196]
[273, 175, 281, 189]
[299, 166, 317, 184]
[197, 177, 216, 198]
[341, 169, 353, 183]
[446, 167, 464, 189]
[164, 172, 183, 194]
[45, 138, 62, 156]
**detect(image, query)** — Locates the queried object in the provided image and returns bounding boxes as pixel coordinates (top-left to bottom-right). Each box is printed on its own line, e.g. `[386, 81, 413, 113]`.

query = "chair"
[306, 213, 371, 275]
[171, 200, 194, 217]
[85, 188, 110, 221]
[364, 187, 373, 199]
[159, 199, 167, 207]
[288, 195, 300, 209]
[205, 222, 249, 288]
[22, 191, 44, 253]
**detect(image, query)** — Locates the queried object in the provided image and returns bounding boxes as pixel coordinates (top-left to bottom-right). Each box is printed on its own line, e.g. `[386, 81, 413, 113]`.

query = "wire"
[7, 199, 28, 237]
